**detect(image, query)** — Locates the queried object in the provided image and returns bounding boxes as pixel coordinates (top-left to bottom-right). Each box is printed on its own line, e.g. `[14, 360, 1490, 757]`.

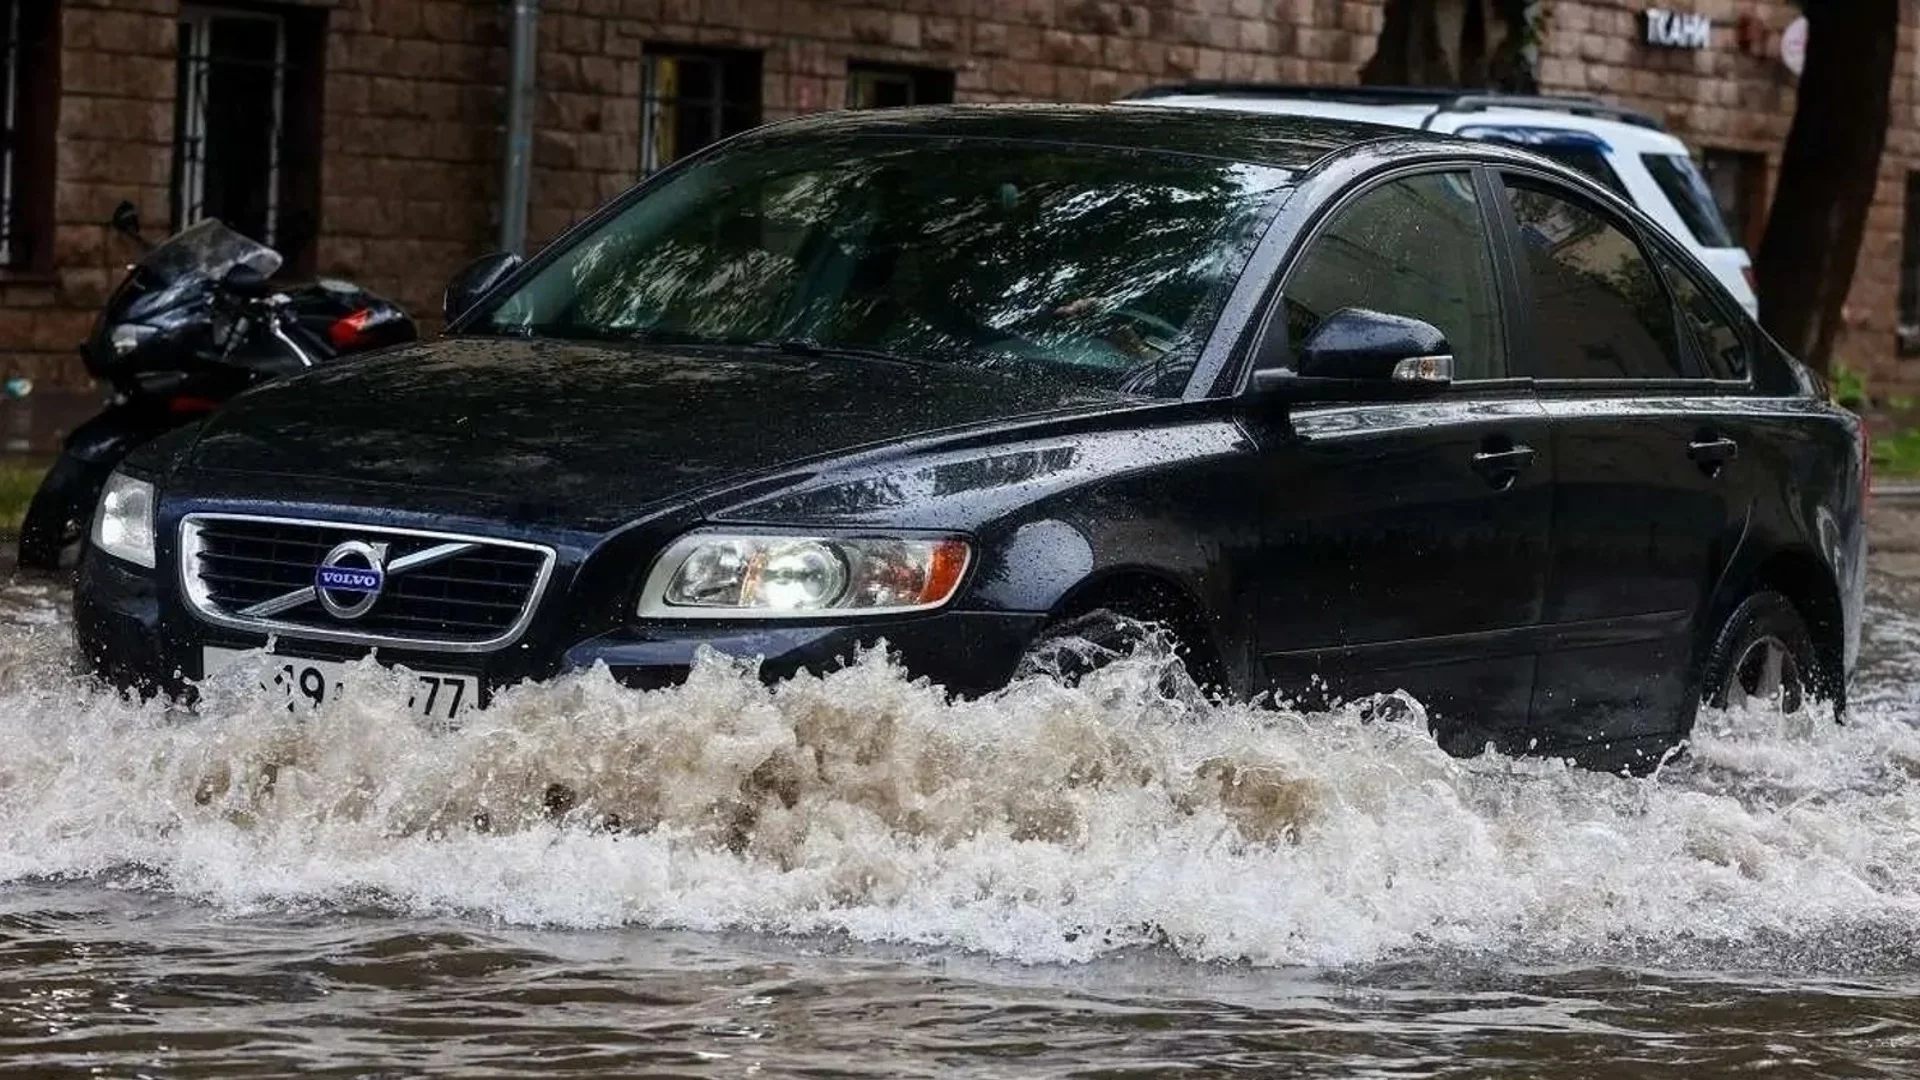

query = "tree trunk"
[1359, 0, 1456, 85]
[1362, 0, 1539, 91]
[1753, 0, 1900, 375]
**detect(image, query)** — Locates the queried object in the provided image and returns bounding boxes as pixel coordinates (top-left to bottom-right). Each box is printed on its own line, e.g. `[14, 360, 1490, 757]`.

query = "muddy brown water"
[4, 559, 1920, 1078]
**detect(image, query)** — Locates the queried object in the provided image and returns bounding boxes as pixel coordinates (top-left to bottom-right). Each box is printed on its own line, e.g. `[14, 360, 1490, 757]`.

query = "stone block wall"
[7, 0, 1919, 401]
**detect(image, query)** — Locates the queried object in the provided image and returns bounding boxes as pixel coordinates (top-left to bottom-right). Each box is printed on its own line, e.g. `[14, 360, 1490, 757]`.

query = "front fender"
[712, 413, 1253, 615]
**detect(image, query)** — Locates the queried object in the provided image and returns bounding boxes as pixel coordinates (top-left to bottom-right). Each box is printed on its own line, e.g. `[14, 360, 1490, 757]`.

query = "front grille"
[180, 516, 555, 652]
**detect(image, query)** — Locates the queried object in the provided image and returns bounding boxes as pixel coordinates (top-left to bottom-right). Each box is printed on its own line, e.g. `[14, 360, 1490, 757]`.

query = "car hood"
[184, 337, 1124, 529]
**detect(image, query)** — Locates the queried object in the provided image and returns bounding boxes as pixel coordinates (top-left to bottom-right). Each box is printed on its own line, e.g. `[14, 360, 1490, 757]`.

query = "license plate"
[201, 647, 479, 723]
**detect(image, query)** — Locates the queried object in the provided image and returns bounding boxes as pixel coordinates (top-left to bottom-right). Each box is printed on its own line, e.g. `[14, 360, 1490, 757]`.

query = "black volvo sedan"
[75, 105, 1866, 772]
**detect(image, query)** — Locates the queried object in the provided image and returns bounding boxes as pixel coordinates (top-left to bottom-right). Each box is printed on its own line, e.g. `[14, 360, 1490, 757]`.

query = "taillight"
[328, 308, 375, 349]
[1742, 265, 1757, 291]
[167, 395, 220, 415]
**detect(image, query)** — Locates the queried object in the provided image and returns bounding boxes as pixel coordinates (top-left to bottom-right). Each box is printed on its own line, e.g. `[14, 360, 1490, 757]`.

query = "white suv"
[1128, 84, 1759, 315]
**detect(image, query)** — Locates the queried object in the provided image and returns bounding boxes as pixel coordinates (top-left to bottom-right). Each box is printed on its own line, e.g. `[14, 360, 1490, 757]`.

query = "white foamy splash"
[3, 604, 1920, 969]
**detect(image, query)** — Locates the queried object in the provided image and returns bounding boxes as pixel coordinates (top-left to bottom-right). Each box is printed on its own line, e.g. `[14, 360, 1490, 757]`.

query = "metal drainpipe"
[498, 0, 539, 255]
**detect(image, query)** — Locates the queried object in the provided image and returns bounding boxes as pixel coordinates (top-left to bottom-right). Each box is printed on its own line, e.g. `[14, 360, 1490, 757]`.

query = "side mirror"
[109, 200, 141, 237]
[109, 201, 149, 249]
[221, 263, 272, 298]
[443, 251, 524, 324]
[1251, 308, 1454, 401]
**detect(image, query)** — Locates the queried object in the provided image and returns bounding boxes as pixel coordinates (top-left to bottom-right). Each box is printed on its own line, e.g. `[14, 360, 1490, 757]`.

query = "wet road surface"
[3, 550, 1920, 1077]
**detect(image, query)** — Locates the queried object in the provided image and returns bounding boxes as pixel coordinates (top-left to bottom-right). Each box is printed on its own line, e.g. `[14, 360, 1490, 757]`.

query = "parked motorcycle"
[17, 203, 416, 570]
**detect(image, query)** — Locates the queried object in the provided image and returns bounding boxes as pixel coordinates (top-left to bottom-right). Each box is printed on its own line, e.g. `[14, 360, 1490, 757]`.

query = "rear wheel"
[1698, 590, 1825, 719]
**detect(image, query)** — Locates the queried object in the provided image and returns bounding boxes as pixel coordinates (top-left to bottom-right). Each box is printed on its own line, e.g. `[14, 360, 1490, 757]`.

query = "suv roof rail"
[1121, 82, 1666, 131]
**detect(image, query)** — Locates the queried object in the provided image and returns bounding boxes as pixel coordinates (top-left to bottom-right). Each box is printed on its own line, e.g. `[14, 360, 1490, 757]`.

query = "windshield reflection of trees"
[504, 138, 1285, 397]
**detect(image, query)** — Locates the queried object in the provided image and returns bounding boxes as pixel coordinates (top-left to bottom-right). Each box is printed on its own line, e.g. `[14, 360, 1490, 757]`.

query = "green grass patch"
[1874, 428, 1920, 480]
[0, 459, 48, 534]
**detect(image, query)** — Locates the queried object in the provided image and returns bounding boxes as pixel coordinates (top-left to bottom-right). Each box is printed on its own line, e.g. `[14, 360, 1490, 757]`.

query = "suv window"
[1531, 147, 1631, 199]
[1655, 250, 1749, 379]
[1642, 153, 1737, 249]
[1454, 127, 1631, 200]
[1502, 178, 1686, 381]
[1282, 171, 1506, 381]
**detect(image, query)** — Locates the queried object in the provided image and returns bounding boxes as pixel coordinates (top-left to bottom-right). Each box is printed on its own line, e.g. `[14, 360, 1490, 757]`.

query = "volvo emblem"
[314, 540, 389, 620]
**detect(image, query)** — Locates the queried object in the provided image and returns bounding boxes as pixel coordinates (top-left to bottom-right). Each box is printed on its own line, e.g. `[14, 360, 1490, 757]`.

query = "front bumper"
[75, 547, 1047, 704]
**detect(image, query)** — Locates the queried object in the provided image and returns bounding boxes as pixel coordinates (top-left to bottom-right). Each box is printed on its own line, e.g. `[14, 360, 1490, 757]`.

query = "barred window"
[639, 46, 761, 174]
[172, 4, 324, 272]
[0, 0, 57, 272]
[847, 62, 954, 109]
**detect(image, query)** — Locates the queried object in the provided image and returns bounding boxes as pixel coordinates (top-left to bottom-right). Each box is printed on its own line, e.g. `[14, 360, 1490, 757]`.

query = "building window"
[640, 46, 761, 174]
[0, 0, 58, 272]
[172, 4, 325, 271]
[1701, 148, 1768, 252]
[1899, 172, 1920, 357]
[847, 62, 954, 109]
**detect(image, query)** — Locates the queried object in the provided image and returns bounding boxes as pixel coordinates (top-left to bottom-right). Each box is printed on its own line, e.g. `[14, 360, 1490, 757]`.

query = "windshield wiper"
[754, 337, 936, 369]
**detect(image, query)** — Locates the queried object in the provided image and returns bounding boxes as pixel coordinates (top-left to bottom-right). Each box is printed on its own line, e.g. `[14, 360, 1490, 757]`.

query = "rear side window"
[1283, 171, 1506, 381]
[1642, 153, 1737, 248]
[1655, 251, 1749, 379]
[1503, 177, 1686, 381]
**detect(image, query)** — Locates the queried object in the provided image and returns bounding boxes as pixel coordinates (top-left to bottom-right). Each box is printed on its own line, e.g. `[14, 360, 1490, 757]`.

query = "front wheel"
[1698, 590, 1825, 717]
[1013, 609, 1219, 706]
[17, 455, 106, 571]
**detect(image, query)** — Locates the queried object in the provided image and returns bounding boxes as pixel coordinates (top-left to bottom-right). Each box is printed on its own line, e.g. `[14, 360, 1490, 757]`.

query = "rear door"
[1251, 168, 1551, 754]
[1492, 171, 1746, 751]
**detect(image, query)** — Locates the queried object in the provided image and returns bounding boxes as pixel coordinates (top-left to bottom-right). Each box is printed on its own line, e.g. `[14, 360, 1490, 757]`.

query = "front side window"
[1643, 152, 1737, 249]
[173, 4, 324, 271]
[1504, 178, 1685, 381]
[640, 47, 761, 174]
[1281, 171, 1506, 381]
[484, 137, 1289, 397]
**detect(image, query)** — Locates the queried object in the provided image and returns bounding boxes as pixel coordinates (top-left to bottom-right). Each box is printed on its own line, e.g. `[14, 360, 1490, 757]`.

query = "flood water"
[5, 569, 1920, 1077]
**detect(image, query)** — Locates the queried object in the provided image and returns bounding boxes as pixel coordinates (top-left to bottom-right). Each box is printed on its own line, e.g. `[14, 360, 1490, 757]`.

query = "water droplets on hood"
[4, 603, 1920, 971]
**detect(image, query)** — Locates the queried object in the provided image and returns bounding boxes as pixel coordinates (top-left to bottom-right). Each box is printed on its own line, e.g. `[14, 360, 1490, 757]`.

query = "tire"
[1697, 590, 1826, 718]
[17, 455, 102, 572]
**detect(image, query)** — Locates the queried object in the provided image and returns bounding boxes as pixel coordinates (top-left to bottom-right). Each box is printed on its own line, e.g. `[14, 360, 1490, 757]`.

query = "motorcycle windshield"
[135, 218, 283, 287]
[107, 219, 283, 324]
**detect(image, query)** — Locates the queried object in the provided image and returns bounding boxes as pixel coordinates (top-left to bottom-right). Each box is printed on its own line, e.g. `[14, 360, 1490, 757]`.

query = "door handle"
[1470, 444, 1536, 489]
[1688, 436, 1739, 464]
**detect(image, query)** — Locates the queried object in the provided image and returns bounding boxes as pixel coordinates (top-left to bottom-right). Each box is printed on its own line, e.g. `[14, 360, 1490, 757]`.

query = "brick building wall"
[7, 0, 1918, 402]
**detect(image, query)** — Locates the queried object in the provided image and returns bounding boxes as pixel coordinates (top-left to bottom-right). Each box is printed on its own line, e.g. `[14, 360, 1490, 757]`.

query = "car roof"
[753, 103, 1416, 173]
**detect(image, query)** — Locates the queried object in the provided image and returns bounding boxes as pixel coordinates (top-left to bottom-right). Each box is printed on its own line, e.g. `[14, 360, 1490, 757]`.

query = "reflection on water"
[3, 572, 1920, 1075]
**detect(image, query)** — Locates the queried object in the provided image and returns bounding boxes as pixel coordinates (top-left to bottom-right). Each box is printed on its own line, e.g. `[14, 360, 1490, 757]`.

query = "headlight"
[637, 533, 970, 618]
[90, 472, 156, 568]
[108, 323, 158, 359]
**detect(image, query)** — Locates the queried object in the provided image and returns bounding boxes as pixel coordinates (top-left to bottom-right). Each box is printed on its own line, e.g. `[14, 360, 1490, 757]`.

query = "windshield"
[139, 218, 283, 284]
[480, 136, 1290, 396]
[1642, 153, 1737, 248]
